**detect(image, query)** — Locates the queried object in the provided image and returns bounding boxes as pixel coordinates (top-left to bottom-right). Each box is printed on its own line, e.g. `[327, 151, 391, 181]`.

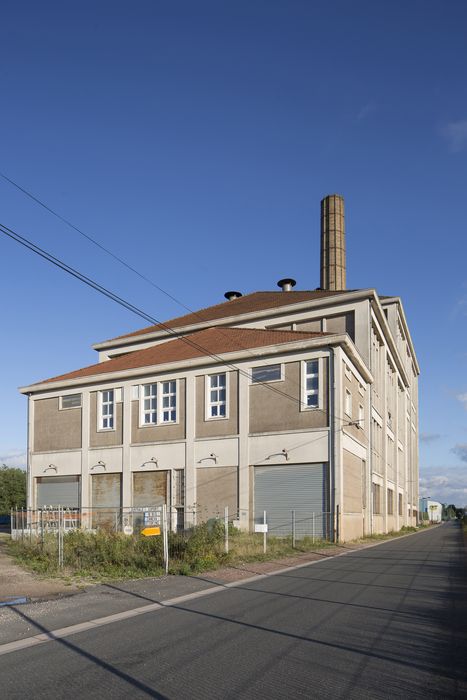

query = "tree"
[0, 465, 26, 512]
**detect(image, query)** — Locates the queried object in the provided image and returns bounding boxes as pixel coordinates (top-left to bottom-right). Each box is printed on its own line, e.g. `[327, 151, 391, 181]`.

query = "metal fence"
[10, 505, 335, 569]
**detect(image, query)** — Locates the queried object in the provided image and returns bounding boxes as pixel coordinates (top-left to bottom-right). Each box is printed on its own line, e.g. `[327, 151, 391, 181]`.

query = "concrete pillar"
[320, 194, 346, 291]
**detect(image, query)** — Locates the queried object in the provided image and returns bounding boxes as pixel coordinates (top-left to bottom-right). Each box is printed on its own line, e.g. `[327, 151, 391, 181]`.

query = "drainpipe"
[328, 346, 336, 542]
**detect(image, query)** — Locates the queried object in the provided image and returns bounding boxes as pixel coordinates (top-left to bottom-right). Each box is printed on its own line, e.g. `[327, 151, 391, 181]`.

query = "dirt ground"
[0, 536, 81, 603]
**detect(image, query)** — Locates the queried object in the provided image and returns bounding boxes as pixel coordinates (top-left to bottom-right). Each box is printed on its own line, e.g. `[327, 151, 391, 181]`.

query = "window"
[140, 381, 177, 425]
[99, 389, 115, 430]
[60, 393, 81, 409]
[372, 483, 381, 515]
[303, 360, 319, 409]
[251, 364, 282, 383]
[141, 383, 157, 424]
[358, 404, 364, 428]
[345, 389, 352, 418]
[207, 373, 227, 419]
[387, 488, 394, 515]
[161, 381, 177, 422]
[398, 493, 403, 516]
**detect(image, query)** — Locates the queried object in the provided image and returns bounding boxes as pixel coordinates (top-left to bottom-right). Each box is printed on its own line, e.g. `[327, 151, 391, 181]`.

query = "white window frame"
[345, 388, 352, 418]
[98, 389, 115, 431]
[160, 380, 177, 423]
[59, 393, 82, 410]
[139, 380, 178, 426]
[140, 382, 158, 426]
[205, 372, 228, 420]
[301, 359, 322, 411]
[250, 363, 284, 384]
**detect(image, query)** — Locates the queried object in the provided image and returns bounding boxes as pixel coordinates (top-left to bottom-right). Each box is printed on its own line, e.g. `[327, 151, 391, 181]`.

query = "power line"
[0, 170, 316, 398]
[1, 220, 352, 420]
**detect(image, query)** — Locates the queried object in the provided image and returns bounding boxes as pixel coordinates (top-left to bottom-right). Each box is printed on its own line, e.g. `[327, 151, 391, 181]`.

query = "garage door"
[36, 476, 80, 508]
[254, 463, 329, 538]
[92, 473, 122, 530]
[133, 471, 168, 507]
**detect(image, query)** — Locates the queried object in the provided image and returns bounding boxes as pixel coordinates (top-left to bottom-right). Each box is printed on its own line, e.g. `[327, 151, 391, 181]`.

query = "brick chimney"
[320, 194, 346, 291]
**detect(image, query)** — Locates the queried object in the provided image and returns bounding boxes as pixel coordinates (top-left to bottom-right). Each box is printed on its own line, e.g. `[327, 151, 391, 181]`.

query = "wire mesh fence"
[10, 506, 335, 570]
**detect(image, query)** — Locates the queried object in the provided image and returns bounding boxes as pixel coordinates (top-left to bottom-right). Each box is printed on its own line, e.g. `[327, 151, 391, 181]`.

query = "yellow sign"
[141, 527, 161, 537]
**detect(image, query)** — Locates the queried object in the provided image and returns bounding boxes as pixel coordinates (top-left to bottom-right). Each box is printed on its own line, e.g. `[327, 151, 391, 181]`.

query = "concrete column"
[320, 194, 346, 291]
[81, 390, 90, 512]
[27, 394, 34, 509]
[122, 385, 132, 509]
[238, 369, 250, 531]
[185, 375, 196, 525]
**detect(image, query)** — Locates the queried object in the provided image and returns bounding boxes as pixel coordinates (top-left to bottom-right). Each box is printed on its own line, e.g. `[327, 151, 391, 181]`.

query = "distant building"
[20, 195, 420, 541]
[419, 498, 442, 523]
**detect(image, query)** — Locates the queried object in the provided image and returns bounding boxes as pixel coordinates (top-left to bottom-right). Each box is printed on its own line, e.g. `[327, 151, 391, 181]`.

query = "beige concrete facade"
[22, 193, 419, 543]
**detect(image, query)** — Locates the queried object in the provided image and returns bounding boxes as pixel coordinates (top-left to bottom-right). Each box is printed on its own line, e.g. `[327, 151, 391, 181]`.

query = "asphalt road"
[1, 523, 466, 699]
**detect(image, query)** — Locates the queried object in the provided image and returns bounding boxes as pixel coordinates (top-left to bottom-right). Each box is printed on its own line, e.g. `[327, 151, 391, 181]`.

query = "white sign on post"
[254, 523, 268, 533]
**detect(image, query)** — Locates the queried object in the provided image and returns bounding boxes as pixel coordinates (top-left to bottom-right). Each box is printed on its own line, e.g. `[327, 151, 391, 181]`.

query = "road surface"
[0, 523, 466, 699]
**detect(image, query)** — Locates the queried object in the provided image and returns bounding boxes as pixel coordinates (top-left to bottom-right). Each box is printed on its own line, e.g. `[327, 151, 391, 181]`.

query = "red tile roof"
[40, 326, 327, 386]
[104, 289, 353, 344]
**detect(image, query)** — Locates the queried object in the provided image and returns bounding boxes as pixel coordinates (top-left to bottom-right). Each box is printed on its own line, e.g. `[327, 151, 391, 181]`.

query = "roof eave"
[20, 332, 370, 394]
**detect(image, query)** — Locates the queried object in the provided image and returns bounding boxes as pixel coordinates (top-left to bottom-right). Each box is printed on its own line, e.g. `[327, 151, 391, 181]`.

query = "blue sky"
[1, 0, 466, 506]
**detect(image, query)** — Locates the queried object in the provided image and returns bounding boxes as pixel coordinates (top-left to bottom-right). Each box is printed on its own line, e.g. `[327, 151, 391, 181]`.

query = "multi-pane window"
[398, 492, 403, 516]
[208, 373, 227, 418]
[251, 364, 282, 383]
[161, 381, 177, 422]
[140, 381, 177, 425]
[99, 389, 114, 430]
[304, 360, 319, 408]
[142, 384, 157, 424]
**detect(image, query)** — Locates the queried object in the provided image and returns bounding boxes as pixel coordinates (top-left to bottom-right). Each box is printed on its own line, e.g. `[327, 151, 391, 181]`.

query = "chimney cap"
[277, 278, 297, 292]
[224, 290, 243, 301]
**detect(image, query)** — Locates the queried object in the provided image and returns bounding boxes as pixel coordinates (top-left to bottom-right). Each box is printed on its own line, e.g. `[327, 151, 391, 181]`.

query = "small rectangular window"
[60, 393, 81, 409]
[373, 483, 381, 515]
[99, 389, 115, 430]
[387, 488, 394, 515]
[207, 373, 227, 418]
[251, 364, 282, 383]
[345, 389, 352, 418]
[358, 404, 364, 428]
[303, 360, 319, 409]
[398, 493, 403, 516]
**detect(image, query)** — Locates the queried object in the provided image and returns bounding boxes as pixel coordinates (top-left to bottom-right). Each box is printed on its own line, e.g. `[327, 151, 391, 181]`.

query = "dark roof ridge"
[101, 288, 360, 345]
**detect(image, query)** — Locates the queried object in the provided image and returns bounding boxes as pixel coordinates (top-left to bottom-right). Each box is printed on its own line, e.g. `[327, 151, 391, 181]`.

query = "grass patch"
[8, 522, 334, 582]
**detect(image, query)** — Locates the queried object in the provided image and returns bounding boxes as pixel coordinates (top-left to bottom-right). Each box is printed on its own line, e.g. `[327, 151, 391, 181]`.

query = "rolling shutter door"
[133, 471, 168, 507]
[36, 476, 80, 508]
[92, 473, 122, 529]
[254, 463, 328, 538]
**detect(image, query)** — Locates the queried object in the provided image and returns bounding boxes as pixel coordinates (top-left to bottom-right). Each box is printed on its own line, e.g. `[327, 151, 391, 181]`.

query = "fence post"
[21, 508, 24, 541]
[312, 512, 315, 544]
[224, 506, 229, 554]
[292, 510, 296, 548]
[263, 510, 267, 554]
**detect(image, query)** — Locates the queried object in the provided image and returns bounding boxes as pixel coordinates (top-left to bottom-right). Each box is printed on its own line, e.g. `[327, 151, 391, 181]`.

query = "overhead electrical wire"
[0, 220, 355, 423]
[0, 170, 330, 401]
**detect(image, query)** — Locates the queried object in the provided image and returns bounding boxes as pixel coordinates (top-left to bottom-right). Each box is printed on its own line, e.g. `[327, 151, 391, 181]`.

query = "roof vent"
[224, 290, 243, 301]
[277, 278, 296, 292]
